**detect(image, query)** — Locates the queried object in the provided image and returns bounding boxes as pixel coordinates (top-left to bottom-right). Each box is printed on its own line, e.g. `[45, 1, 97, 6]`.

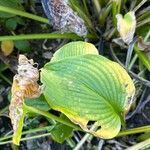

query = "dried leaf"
[41, 0, 87, 37]
[9, 55, 41, 145]
[138, 37, 150, 52]
[1, 40, 14, 56]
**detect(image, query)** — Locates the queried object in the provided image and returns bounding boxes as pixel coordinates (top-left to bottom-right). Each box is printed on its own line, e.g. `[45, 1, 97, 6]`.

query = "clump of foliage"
[0, 0, 150, 149]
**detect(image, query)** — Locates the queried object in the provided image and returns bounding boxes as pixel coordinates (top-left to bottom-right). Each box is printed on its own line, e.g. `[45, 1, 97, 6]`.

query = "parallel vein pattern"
[41, 53, 135, 139]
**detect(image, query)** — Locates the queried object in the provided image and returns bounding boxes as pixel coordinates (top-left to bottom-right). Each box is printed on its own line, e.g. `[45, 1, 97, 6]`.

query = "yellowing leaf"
[1, 40, 14, 56]
[116, 11, 136, 44]
[41, 41, 135, 139]
[51, 41, 99, 62]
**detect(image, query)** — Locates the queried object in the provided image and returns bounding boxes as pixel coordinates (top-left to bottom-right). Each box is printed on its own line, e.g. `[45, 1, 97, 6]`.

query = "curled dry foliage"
[138, 37, 150, 59]
[41, 0, 87, 37]
[9, 55, 41, 135]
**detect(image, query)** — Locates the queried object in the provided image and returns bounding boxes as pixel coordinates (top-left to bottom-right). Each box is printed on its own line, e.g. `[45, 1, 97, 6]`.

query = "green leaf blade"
[41, 53, 135, 139]
[14, 40, 30, 52]
[25, 94, 50, 111]
[51, 115, 73, 143]
[51, 41, 99, 62]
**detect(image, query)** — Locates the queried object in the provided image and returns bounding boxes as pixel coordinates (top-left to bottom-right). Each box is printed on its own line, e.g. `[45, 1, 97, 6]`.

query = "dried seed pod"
[41, 0, 87, 37]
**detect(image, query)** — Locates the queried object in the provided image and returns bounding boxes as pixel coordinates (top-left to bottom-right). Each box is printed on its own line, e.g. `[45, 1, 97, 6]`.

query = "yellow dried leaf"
[1, 40, 14, 56]
[10, 55, 41, 145]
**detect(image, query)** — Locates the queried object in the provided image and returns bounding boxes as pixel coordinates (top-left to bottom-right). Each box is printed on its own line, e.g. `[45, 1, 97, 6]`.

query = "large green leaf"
[41, 41, 135, 139]
[51, 41, 98, 62]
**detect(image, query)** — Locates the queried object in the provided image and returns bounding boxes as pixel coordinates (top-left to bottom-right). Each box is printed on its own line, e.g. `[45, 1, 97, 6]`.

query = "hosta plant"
[9, 41, 135, 145]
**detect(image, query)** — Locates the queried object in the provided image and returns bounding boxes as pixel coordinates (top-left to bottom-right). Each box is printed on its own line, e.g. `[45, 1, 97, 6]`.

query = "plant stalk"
[0, 73, 12, 85]
[0, 33, 98, 41]
[0, 125, 54, 142]
[93, 0, 101, 15]
[112, 0, 122, 26]
[126, 138, 150, 150]
[117, 125, 150, 137]
[24, 105, 150, 138]
[82, 0, 90, 17]
[0, 33, 83, 41]
[0, 132, 52, 145]
[134, 44, 150, 71]
[0, 6, 48, 24]
[134, 0, 148, 12]
[23, 104, 82, 131]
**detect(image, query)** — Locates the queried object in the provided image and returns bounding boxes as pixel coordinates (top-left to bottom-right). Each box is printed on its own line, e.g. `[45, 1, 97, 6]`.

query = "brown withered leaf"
[9, 55, 41, 145]
[41, 0, 87, 37]
[138, 37, 150, 52]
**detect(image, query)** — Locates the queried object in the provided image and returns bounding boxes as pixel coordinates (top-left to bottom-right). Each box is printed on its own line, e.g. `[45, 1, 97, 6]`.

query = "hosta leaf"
[5, 18, 17, 30]
[14, 40, 30, 52]
[25, 94, 50, 111]
[51, 41, 98, 62]
[51, 115, 73, 143]
[116, 11, 136, 44]
[41, 42, 135, 139]
[51, 124, 73, 143]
